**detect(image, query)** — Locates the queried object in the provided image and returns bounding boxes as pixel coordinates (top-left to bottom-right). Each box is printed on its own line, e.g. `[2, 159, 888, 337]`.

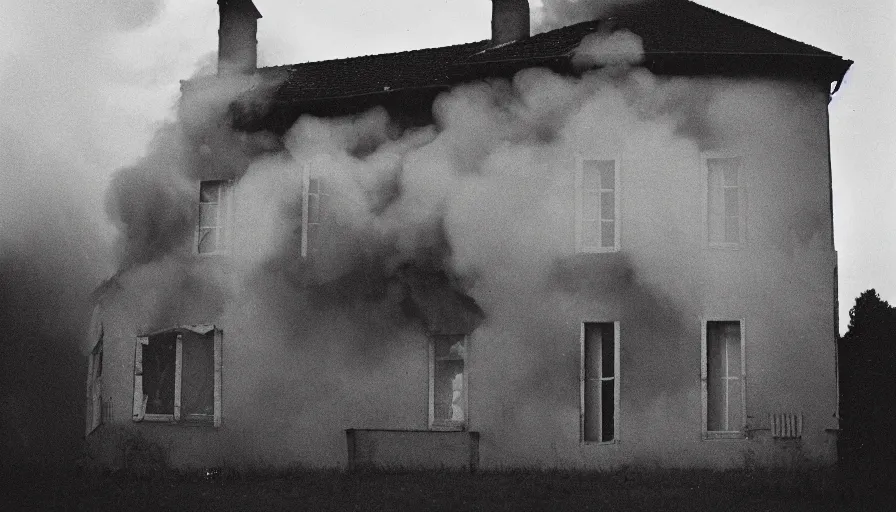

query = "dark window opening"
[584, 322, 616, 443]
[143, 333, 177, 415]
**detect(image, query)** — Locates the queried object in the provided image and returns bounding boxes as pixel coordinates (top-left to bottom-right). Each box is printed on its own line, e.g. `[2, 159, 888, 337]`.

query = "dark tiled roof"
[261, 0, 850, 103]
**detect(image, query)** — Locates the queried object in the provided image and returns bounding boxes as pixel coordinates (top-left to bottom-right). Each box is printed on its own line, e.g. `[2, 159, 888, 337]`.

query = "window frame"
[703, 153, 746, 250]
[700, 318, 747, 440]
[300, 162, 332, 259]
[85, 336, 104, 435]
[580, 321, 621, 445]
[428, 335, 469, 432]
[132, 327, 223, 427]
[195, 179, 234, 256]
[575, 156, 620, 253]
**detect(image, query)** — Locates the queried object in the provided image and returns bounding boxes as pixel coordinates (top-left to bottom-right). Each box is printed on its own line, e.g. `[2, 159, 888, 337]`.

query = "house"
[84, 0, 852, 470]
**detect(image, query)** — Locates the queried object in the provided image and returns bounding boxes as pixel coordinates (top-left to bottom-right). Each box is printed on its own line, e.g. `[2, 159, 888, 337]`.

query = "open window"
[300, 163, 329, 258]
[705, 156, 745, 248]
[197, 180, 233, 255]
[576, 158, 619, 253]
[133, 325, 222, 427]
[85, 336, 104, 435]
[429, 335, 467, 431]
[581, 322, 620, 443]
[701, 320, 746, 439]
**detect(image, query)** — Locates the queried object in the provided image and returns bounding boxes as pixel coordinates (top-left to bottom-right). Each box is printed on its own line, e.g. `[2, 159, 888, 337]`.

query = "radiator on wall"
[769, 413, 803, 439]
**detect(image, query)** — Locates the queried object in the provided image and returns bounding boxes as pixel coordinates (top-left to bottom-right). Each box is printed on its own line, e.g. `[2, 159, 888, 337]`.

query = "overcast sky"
[1, 0, 893, 333]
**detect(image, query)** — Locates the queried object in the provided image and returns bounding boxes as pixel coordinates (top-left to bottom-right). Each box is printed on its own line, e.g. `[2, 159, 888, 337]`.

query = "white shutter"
[173, 334, 183, 421]
[213, 328, 223, 428]
[301, 162, 310, 258]
[133, 337, 148, 421]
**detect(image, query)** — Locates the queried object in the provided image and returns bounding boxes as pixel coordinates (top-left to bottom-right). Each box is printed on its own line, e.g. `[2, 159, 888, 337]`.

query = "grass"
[2, 465, 893, 511]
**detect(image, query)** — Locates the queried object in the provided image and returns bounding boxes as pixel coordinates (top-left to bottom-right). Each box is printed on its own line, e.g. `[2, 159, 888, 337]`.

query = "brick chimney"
[491, 0, 530, 45]
[217, 0, 262, 75]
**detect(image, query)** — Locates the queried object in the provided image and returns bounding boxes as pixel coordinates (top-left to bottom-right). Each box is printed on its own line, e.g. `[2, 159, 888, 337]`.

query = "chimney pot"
[217, 0, 262, 75]
[491, 0, 530, 45]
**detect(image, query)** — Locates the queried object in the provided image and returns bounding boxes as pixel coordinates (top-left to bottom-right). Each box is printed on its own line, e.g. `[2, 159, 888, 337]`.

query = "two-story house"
[85, 0, 851, 470]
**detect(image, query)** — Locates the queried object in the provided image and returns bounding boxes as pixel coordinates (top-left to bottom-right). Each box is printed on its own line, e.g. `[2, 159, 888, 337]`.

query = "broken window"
[85, 337, 104, 435]
[582, 322, 619, 443]
[133, 326, 222, 426]
[429, 335, 466, 430]
[300, 165, 329, 258]
[702, 320, 745, 438]
[706, 157, 744, 247]
[576, 159, 618, 253]
[197, 180, 232, 254]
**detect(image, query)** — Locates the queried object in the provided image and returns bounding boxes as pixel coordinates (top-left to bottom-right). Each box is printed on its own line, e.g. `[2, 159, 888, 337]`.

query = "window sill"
[702, 431, 747, 440]
[582, 439, 618, 446]
[135, 414, 217, 427]
[706, 243, 743, 251]
[429, 423, 465, 432]
[577, 247, 619, 254]
[139, 413, 175, 423]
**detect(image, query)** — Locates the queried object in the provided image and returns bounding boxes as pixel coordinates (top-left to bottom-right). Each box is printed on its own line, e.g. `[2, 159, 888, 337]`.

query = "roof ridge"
[261, 40, 489, 71]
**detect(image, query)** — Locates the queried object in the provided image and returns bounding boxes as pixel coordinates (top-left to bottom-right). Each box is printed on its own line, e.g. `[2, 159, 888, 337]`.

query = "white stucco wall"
[86, 78, 839, 470]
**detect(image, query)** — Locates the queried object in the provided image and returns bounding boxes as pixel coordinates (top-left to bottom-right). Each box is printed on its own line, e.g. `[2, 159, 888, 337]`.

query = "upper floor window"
[197, 180, 232, 254]
[576, 158, 618, 252]
[705, 156, 744, 247]
[133, 326, 223, 427]
[301, 167, 329, 258]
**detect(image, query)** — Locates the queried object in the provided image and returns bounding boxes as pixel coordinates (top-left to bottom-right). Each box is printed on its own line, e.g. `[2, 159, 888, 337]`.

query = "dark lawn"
[2, 466, 893, 512]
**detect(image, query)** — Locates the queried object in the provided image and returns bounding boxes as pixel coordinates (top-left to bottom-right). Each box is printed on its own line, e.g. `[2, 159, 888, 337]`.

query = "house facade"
[85, 0, 851, 470]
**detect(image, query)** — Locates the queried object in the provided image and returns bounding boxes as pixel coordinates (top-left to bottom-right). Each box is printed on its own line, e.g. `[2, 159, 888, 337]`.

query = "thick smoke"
[99, 17, 833, 466]
[0, 1, 167, 470]
[533, 0, 644, 32]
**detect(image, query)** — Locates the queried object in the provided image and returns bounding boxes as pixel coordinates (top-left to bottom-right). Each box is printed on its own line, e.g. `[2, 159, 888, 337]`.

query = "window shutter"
[700, 321, 708, 436]
[173, 334, 183, 421]
[301, 162, 310, 258]
[213, 328, 223, 428]
[575, 156, 584, 252]
[739, 319, 747, 431]
[579, 322, 586, 441]
[85, 353, 95, 435]
[133, 337, 148, 421]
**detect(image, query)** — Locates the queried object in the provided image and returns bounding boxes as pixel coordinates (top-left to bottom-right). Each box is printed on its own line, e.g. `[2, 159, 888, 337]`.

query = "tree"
[838, 289, 896, 466]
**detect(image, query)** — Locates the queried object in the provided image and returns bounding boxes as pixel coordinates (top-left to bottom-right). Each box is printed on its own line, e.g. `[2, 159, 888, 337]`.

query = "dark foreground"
[2, 465, 894, 512]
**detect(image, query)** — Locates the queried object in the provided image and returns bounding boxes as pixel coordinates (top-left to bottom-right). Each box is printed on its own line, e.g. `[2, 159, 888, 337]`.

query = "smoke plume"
[533, 0, 645, 32]
[0, 0, 168, 470]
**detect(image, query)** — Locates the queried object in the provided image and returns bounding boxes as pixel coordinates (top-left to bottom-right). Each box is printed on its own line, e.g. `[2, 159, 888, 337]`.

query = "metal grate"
[769, 413, 803, 438]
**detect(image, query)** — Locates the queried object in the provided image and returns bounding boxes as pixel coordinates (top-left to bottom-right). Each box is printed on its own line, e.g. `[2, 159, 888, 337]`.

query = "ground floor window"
[581, 322, 619, 443]
[702, 320, 746, 438]
[429, 335, 466, 430]
[133, 325, 222, 426]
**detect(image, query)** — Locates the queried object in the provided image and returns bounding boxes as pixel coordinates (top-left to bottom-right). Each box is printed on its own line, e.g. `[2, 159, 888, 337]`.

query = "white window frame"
[85, 336, 104, 436]
[701, 318, 747, 440]
[580, 321, 621, 444]
[703, 153, 746, 249]
[195, 180, 234, 256]
[428, 335, 469, 431]
[133, 327, 223, 427]
[575, 156, 620, 253]
[300, 162, 330, 259]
